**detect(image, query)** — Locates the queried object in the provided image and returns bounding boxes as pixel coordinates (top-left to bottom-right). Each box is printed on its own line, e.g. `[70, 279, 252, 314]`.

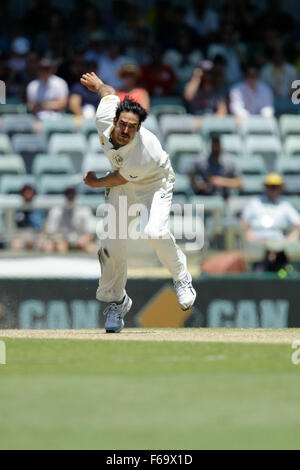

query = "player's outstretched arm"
[83, 171, 128, 188]
[80, 72, 116, 98]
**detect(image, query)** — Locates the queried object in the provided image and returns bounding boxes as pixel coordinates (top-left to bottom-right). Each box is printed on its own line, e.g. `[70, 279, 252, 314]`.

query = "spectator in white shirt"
[241, 173, 300, 243]
[27, 58, 69, 119]
[230, 65, 274, 123]
[260, 48, 299, 98]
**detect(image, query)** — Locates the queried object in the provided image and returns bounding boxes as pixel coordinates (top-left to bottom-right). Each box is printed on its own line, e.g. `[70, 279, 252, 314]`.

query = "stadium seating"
[38, 174, 82, 194]
[240, 117, 279, 137]
[221, 134, 243, 157]
[87, 134, 102, 153]
[236, 155, 267, 175]
[173, 174, 193, 199]
[166, 134, 204, 172]
[1, 114, 35, 138]
[0, 174, 36, 194]
[283, 136, 300, 156]
[239, 175, 265, 195]
[48, 133, 86, 172]
[0, 155, 26, 175]
[82, 119, 98, 140]
[151, 104, 187, 121]
[0, 104, 27, 115]
[160, 114, 196, 142]
[42, 115, 77, 139]
[276, 157, 300, 194]
[81, 153, 111, 176]
[279, 115, 300, 140]
[0, 134, 13, 154]
[32, 154, 75, 176]
[11, 134, 48, 172]
[201, 116, 237, 138]
[244, 136, 282, 172]
[142, 114, 161, 140]
[176, 153, 199, 174]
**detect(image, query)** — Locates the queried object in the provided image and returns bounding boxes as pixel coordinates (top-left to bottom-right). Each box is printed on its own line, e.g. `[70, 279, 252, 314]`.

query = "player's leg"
[138, 179, 196, 311]
[96, 184, 136, 332]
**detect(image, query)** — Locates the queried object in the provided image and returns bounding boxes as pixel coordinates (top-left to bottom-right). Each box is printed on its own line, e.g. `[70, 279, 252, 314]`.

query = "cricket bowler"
[80, 72, 196, 333]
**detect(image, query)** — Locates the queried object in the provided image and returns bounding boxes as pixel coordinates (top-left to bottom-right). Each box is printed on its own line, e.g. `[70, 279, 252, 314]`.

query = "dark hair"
[115, 97, 148, 125]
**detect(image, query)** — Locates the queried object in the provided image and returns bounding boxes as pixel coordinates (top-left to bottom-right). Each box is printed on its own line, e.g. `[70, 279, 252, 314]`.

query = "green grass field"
[0, 329, 300, 450]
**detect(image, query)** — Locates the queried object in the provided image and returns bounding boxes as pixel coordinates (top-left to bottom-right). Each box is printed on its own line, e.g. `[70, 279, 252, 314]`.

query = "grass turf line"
[0, 337, 299, 450]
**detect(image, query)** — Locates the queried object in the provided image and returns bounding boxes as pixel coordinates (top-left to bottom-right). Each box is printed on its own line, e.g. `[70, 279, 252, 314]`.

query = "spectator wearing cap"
[26, 58, 69, 119]
[11, 185, 46, 251]
[45, 187, 96, 253]
[229, 64, 274, 124]
[117, 63, 150, 111]
[69, 61, 101, 118]
[241, 173, 300, 244]
[183, 62, 228, 117]
[189, 134, 242, 199]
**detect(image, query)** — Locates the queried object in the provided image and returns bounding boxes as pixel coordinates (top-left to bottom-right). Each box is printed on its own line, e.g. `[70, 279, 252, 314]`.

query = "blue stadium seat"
[0, 154, 26, 175]
[0, 174, 36, 194]
[240, 117, 279, 137]
[201, 116, 237, 138]
[38, 174, 82, 194]
[48, 133, 87, 172]
[11, 134, 48, 173]
[160, 114, 196, 142]
[32, 154, 75, 176]
[42, 115, 77, 139]
[0, 134, 13, 154]
[1, 114, 35, 138]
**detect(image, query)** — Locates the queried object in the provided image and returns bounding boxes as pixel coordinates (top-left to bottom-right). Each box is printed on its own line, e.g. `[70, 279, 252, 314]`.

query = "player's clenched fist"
[83, 171, 99, 188]
[80, 72, 103, 93]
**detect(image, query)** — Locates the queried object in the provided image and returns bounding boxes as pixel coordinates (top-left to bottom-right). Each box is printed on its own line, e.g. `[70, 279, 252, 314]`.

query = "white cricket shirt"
[95, 95, 172, 188]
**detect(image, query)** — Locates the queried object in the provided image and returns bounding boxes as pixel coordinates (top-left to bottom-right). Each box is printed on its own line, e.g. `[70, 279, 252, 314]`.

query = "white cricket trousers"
[96, 169, 187, 302]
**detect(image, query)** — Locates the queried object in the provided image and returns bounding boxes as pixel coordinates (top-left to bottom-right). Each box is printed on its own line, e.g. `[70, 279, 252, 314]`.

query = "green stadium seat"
[276, 157, 300, 194]
[283, 136, 300, 156]
[177, 153, 199, 174]
[42, 115, 77, 139]
[82, 119, 98, 139]
[81, 153, 111, 175]
[0, 154, 26, 175]
[38, 174, 82, 194]
[1, 114, 35, 138]
[143, 114, 161, 140]
[221, 134, 243, 157]
[150, 96, 184, 107]
[239, 175, 265, 195]
[160, 114, 196, 142]
[11, 134, 48, 173]
[0, 174, 36, 194]
[236, 155, 267, 175]
[166, 134, 204, 172]
[201, 116, 237, 138]
[240, 117, 279, 137]
[279, 115, 300, 140]
[244, 136, 282, 172]
[48, 133, 87, 172]
[151, 104, 187, 121]
[87, 134, 103, 153]
[0, 134, 12, 154]
[32, 154, 75, 176]
[173, 174, 193, 198]
[0, 104, 27, 115]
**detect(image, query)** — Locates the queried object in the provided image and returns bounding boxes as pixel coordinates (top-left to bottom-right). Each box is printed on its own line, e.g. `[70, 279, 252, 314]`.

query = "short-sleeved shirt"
[95, 94, 172, 191]
[192, 154, 241, 198]
[241, 196, 300, 240]
[26, 74, 69, 119]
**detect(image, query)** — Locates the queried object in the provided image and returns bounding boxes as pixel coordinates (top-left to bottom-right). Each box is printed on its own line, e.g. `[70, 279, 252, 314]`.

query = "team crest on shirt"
[113, 155, 124, 167]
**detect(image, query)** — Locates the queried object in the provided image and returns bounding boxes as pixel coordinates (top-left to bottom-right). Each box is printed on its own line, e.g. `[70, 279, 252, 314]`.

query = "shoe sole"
[105, 297, 132, 333]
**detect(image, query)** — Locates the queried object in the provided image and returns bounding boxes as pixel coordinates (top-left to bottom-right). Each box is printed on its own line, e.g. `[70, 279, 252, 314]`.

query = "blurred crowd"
[1, 0, 300, 117]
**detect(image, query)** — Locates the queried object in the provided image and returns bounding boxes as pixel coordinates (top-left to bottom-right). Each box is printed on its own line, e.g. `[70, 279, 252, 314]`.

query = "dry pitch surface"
[0, 328, 299, 344]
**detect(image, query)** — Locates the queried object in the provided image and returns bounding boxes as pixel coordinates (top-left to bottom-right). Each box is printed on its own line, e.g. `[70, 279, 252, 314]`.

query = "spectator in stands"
[183, 61, 227, 117]
[69, 61, 100, 118]
[26, 58, 69, 119]
[141, 48, 177, 97]
[45, 187, 96, 253]
[116, 63, 150, 111]
[185, 0, 220, 40]
[260, 48, 299, 98]
[229, 65, 274, 123]
[11, 185, 46, 251]
[207, 22, 247, 84]
[189, 134, 242, 199]
[97, 41, 129, 90]
[241, 173, 300, 244]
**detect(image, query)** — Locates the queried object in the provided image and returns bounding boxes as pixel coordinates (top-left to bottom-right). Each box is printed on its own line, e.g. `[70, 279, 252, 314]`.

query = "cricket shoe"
[104, 294, 132, 333]
[174, 272, 196, 311]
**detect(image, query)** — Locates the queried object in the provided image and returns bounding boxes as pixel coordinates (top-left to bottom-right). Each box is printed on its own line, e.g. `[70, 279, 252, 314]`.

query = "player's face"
[113, 112, 140, 147]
